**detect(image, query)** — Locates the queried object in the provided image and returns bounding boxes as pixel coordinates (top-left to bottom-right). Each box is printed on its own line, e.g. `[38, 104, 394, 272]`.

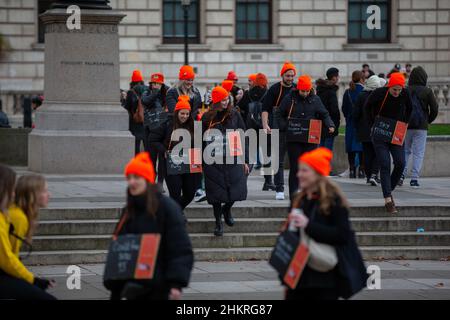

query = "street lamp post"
[181, 0, 191, 65]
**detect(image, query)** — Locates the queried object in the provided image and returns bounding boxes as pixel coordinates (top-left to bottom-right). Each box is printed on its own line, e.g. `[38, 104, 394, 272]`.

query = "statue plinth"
[28, 8, 134, 174]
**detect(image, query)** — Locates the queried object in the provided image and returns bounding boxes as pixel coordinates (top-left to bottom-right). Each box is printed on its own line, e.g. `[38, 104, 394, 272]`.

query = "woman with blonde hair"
[0, 165, 55, 300]
[284, 148, 367, 300]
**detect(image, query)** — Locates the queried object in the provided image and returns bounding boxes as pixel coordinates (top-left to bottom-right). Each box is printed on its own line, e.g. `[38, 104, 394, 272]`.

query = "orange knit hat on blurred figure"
[221, 80, 234, 92]
[211, 86, 229, 104]
[179, 65, 195, 80]
[255, 73, 268, 88]
[174, 95, 191, 112]
[387, 72, 406, 88]
[124, 152, 156, 184]
[131, 69, 144, 82]
[248, 74, 257, 82]
[280, 61, 297, 77]
[150, 72, 164, 84]
[297, 75, 313, 91]
[298, 147, 333, 177]
[226, 71, 238, 81]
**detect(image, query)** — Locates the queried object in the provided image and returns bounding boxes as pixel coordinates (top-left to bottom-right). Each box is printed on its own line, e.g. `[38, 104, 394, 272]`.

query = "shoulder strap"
[274, 82, 284, 107]
[377, 90, 390, 116]
[287, 98, 295, 120]
[113, 208, 129, 240]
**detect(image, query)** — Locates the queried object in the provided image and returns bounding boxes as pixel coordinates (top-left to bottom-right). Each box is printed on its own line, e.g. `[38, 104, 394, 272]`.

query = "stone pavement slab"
[27, 260, 450, 300]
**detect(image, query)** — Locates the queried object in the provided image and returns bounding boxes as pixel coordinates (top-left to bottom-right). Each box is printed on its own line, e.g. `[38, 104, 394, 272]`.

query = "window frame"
[37, 0, 53, 44]
[235, 0, 272, 44]
[347, 0, 392, 44]
[162, 0, 201, 44]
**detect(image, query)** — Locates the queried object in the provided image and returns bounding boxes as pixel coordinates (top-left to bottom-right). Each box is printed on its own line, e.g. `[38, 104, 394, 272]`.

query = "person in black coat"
[285, 147, 367, 300]
[166, 65, 202, 119]
[202, 86, 249, 236]
[279, 75, 335, 199]
[142, 73, 170, 188]
[366, 73, 413, 214]
[316, 67, 341, 152]
[352, 75, 383, 185]
[105, 152, 194, 300]
[149, 96, 201, 214]
[122, 70, 147, 155]
[261, 62, 297, 199]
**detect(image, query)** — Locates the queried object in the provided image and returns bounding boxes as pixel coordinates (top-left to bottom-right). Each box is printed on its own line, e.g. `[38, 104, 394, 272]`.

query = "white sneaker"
[275, 192, 285, 200]
[194, 189, 207, 202]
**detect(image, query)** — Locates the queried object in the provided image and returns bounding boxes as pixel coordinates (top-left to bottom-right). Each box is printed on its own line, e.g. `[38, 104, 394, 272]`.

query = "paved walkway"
[13, 167, 450, 209]
[29, 260, 450, 300]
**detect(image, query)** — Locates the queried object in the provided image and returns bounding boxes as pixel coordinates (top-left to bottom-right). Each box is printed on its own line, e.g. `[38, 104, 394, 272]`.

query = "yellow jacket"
[0, 210, 34, 284]
[8, 205, 29, 256]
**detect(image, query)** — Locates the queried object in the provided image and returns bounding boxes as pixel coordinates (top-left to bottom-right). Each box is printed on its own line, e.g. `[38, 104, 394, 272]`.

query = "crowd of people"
[121, 61, 438, 215]
[0, 60, 439, 301]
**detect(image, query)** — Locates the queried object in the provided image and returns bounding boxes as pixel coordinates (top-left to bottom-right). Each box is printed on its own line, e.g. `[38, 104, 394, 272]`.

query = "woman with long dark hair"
[149, 95, 201, 213]
[105, 153, 193, 300]
[202, 86, 249, 236]
[0, 165, 56, 300]
[342, 71, 365, 178]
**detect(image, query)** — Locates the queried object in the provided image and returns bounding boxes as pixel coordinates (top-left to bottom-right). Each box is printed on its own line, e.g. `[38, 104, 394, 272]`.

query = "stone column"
[28, 7, 134, 174]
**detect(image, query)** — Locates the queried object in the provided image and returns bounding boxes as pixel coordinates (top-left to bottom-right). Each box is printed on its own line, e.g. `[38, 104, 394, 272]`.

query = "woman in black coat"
[202, 86, 250, 236]
[285, 148, 367, 300]
[105, 152, 194, 300]
[352, 75, 383, 186]
[279, 75, 335, 199]
[149, 96, 201, 214]
[366, 73, 412, 214]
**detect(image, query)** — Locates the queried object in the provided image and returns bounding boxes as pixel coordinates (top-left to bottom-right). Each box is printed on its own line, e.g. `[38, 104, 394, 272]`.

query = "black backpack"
[409, 86, 426, 128]
[246, 92, 266, 129]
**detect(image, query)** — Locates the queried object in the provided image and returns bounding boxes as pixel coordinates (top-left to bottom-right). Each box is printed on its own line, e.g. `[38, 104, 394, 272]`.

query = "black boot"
[262, 177, 276, 191]
[357, 167, 365, 179]
[222, 204, 235, 227]
[213, 209, 223, 236]
[349, 167, 356, 179]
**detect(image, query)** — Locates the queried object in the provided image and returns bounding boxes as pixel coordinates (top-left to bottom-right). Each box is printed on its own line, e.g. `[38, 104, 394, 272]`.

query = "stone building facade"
[0, 0, 449, 122]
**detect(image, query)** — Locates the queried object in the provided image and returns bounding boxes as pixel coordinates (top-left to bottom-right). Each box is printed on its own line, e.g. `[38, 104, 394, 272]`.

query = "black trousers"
[286, 287, 339, 300]
[145, 126, 166, 185]
[135, 138, 145, 155]
[362, 142, 379, 178]
[166, 173, 201, 210]
[0, 274, 56, 300]
[287, 142, 318, 199]
[265, 132, 287, 192]
[212, 202, 234, 219]
[348, 151, 363, 169]
[372, 139, 406, 198]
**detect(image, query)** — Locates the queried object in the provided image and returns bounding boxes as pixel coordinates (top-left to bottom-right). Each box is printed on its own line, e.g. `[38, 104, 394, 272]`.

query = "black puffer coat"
[352, 90, 373, 143]
[316, 79, 340, 137]
[107, 193, 194, 299]
[123, 83, 148, 140]
[201, 109, 248, 204]
[407, 66, 439, 130]
[237, 86, 267, 127]
[166, 86, 202, 119]
[278, 90, 335, 131]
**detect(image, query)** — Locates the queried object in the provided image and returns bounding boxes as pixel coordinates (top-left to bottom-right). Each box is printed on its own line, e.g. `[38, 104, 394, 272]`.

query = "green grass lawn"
[339, 124, 450, 136]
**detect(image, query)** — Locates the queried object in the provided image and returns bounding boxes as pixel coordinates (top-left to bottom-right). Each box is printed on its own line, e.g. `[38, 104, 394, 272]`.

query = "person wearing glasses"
[0, 165, 56, 300]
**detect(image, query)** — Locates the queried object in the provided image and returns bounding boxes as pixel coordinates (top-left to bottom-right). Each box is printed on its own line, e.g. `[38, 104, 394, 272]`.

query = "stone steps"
[35, 217, 450, 236]
[24, 205, 450, 265]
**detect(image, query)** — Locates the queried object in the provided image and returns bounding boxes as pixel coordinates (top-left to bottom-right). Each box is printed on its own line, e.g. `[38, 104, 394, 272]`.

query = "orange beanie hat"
[221, 80, 234, 92]
[280, 61, 297, 77]
[298, 147, 333, 177]
[174, 95, 191, 112]
[179, 65, 195, 80]
[297, 75, 313, 91]
[255, 73, 268, 88]
[211, 86, 230, 104]
[124, 152, 156, 184]
[131, 69, 144, 82]
[226, 71, 238, 81]
[150, 72, 164, 84]
[387, 72, 406, 88]
[248, 74, 257, 82]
